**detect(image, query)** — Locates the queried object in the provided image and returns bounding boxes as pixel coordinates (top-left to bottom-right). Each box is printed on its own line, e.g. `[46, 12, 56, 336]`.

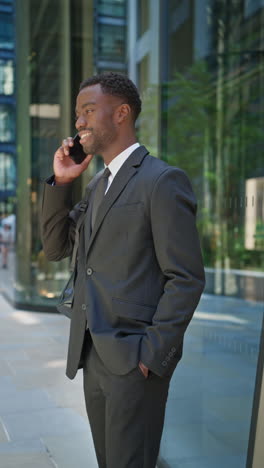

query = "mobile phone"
[69, 134, 87, 164]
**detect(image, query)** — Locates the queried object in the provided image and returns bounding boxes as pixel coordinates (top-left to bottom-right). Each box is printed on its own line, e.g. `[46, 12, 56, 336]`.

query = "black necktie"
[91, 167, 111, 229]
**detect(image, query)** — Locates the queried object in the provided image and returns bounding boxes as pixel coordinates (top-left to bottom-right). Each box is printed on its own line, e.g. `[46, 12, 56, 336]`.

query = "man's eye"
[74, 109, 93, 120]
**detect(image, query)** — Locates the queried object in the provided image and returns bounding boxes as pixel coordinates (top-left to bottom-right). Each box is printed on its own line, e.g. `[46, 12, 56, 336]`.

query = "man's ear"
[116, 103, 131, 124]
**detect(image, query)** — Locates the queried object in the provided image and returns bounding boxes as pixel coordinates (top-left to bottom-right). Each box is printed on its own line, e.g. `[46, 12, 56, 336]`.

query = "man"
[41, 72, 205, 468]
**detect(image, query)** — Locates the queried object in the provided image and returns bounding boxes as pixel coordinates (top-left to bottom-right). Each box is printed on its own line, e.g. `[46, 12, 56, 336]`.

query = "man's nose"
[75, 115, 87, 129]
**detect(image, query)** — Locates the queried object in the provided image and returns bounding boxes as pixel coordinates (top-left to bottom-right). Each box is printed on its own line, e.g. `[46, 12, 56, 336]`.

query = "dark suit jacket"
[41, 145, 205, 379]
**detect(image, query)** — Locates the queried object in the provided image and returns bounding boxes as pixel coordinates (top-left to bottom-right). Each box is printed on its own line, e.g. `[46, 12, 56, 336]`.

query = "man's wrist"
[53, 176, 74, 186]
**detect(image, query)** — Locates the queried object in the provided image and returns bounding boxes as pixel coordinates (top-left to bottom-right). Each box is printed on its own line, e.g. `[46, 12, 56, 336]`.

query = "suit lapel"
[85, 145, 149, 257]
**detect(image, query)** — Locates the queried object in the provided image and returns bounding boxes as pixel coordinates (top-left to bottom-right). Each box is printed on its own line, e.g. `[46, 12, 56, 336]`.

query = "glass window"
[0, 58, 14, 95]
[245, 0, 264, 17]
[97, 0, 126, 18]
[0, 153, 16, 191]
[3, 0, 97, 310]
[0, 104, 15, 142]
[0, 12, 14, 49]
[98, 24, 126, 61]
[135, 1, 264, 467]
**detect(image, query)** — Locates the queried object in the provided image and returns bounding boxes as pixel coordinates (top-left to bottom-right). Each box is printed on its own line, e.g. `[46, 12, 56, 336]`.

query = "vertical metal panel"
[247, 317, 264, 468]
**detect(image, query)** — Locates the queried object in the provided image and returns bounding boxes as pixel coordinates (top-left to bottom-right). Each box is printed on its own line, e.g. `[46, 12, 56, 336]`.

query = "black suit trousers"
[83, 338, 171, 468]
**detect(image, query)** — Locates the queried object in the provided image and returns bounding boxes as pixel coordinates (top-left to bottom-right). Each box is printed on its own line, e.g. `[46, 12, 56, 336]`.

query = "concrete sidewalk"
[0, 290, 263, 468]
[0, 294, 98, 468]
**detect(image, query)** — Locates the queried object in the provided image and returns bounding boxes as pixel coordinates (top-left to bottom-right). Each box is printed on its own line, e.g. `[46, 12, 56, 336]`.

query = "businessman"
[41, 72, 205, 468]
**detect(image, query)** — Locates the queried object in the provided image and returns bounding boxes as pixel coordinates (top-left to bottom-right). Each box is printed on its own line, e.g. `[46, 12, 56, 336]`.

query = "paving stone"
[43, 432, 98, 468]
[11, 368, 68, 390]
[0, 376, 19, 397]
[2, 407, 90, 441]
[0, 389, 56, 415]
[0, 438, 46, 453]
[0, 452, 56, 468]
[45, 383, 85, 409]
[0, 360, 13, 376]
[70, 405, 88, 420]
[0, 345, 29, 358]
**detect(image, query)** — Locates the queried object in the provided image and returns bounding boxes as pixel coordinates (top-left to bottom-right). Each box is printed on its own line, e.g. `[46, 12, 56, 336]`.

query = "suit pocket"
[112, 297, 156, 324]
[110, 202, 144, 212]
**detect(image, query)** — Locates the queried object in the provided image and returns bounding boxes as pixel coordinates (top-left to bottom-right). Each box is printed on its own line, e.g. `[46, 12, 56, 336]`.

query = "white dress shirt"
[104, 142, 140, 193]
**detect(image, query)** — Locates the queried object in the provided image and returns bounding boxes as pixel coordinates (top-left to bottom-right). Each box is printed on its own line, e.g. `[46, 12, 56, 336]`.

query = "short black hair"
[79, 72, 142, 122]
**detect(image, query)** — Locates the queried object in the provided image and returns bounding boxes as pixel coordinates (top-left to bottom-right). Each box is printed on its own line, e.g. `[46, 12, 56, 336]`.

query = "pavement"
[0, 293, 98, 468]
[0, 290, 263, 468]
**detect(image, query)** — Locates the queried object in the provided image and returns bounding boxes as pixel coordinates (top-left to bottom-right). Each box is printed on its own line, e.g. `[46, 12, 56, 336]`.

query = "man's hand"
[138, 361, 149, 378]
[53, 137, 93, 186]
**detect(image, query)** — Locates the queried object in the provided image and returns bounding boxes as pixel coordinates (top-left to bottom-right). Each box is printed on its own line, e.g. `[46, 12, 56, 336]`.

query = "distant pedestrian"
[1, 224, 12, 269]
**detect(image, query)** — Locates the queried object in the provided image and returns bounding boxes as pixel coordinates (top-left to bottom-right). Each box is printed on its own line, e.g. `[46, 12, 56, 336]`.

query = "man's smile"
[79, 131, 93, 143]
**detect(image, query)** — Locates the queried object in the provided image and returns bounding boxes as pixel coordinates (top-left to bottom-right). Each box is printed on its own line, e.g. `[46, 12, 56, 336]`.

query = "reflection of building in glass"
[0, 0, 127, 308]
[0, 0, 16, 218]
[94, 0, 126, 73]
[0, 1, 14, 49]
[245, 177, 264, 250]
[128, 0, 264, 297]
[0, 58, 14, 94]
[127, 2, 264, 467]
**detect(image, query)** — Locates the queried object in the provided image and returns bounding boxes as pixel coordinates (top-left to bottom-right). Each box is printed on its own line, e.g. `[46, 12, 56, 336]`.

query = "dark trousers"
[83, 342, 171, 468]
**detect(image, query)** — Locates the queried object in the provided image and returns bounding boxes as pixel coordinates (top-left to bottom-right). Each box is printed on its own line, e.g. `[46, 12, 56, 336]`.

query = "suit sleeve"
[140, 168, 205, 377]
[41, 177, 79, 262]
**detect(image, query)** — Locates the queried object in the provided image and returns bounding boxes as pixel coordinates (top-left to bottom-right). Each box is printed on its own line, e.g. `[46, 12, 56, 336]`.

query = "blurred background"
[0, 1, 263, 467]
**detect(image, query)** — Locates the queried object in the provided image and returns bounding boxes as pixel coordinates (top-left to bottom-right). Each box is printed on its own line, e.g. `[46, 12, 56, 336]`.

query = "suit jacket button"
[87, 267, 93, 276]
[82, 304, 86, 310]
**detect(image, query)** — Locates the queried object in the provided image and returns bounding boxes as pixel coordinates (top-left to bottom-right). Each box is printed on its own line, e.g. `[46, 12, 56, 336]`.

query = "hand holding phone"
[53, 135, 93, 185]
[69, 134, 87, 164]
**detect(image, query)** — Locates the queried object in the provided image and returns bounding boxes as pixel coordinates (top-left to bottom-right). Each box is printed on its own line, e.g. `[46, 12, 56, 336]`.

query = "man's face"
[75, 84, 122, 155]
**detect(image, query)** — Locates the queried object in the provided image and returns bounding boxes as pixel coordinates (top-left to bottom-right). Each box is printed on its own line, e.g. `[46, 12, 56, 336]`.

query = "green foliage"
[139, 58, 264, 271]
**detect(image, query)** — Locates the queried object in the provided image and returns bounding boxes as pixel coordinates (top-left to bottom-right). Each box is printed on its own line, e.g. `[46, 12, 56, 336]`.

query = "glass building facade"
[0, 0, 16, 298]
[127, 1, 264, 467]
[0, 0, 263, 466]
[0, 0, 127, 308]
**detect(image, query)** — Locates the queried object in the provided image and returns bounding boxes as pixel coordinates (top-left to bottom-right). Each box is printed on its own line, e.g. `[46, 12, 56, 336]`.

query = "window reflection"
[0, 59, 14, 95]
[163, 7, 264, 282]
[0, 153, 16, 191]
[0, 104, 15, 142]
[97, 0, 125, 18]
[134, 0, 264, 466]
[0, 12, 14, 49]
[98, 24, 126, 61]
[245, 177, 264, 251]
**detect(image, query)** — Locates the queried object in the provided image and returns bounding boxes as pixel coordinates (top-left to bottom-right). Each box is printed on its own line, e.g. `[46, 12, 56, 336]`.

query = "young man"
[41, 72, 205, 468]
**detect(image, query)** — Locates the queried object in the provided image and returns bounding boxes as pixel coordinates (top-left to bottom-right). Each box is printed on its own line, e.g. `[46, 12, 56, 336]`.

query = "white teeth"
[81, 132, 91, 138]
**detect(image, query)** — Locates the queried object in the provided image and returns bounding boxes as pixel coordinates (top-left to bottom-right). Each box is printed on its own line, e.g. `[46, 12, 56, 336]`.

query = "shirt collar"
[106, 143, 140, 179]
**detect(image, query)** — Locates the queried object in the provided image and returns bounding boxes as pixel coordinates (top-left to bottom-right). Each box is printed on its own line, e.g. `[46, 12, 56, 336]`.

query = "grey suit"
[41, 145, 205, 467]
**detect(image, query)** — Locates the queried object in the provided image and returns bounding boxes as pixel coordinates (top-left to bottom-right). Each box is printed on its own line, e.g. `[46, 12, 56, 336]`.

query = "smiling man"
[41, 72, 205, 468]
